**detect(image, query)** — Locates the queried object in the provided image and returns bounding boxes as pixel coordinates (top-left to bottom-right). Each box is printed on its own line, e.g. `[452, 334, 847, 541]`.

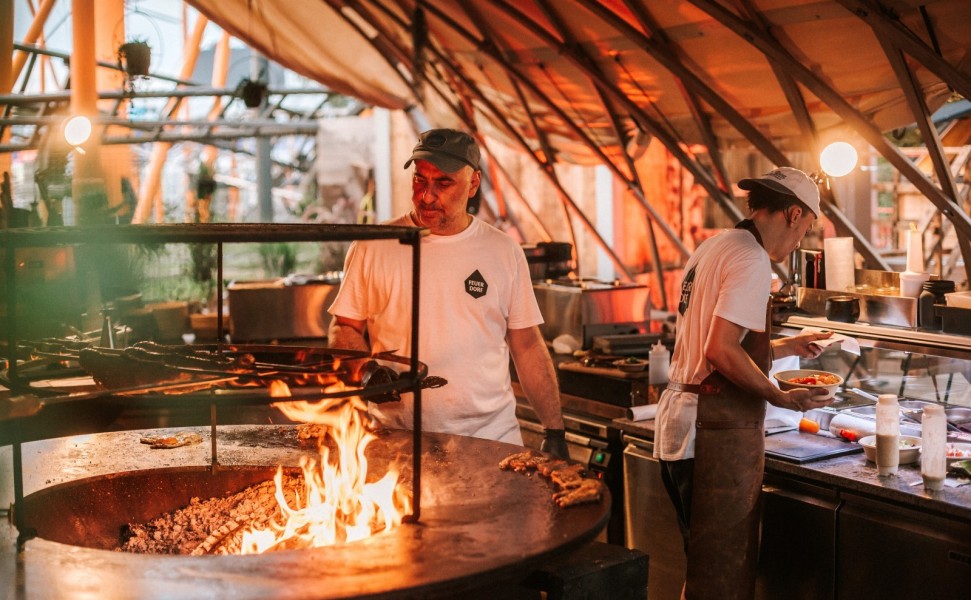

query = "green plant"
[259, 243, 298, 277]
[118, 39, 151, 77]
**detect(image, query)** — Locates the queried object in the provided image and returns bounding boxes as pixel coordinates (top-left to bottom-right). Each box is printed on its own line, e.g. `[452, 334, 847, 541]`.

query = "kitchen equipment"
[918, 279, 955, 330]
[532, 279, 650, 349]
[592, 333, 662, 356]
[522, 241, 574, 280]
[825, 295, 860, 322]
[763, 430, 864, 463]
[796, 269, 920, 328]
[622, 434, 687, 600]
[10, 427, 609, 599]
[228, 277, 340, 341]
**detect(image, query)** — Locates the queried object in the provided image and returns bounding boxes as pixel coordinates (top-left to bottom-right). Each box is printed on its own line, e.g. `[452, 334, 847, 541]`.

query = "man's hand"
[358, 360, 401, 403]
[774, 387, 835, 413]
[541, 429, 570, 459]
[772, 331, 833, 360]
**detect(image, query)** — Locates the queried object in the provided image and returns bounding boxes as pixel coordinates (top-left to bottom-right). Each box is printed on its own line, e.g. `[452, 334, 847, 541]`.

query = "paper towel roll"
[627, 404, 659, 421]
[824, 237, 855, 292]
[828, 412, 921, 440]
[828, 413, 877, 440]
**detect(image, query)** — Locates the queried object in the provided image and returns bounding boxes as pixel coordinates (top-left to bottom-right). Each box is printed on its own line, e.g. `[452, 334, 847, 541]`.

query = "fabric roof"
[185, 0, 971, 169]
[185, 0, 971, 286]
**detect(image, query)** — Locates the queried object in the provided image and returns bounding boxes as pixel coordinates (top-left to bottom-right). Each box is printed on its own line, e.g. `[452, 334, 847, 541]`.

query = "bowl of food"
[613, 357, 647, 373]
[858, 435, 921, 465]
[773, 369, 844, 400]
[946, 443, 971, 466]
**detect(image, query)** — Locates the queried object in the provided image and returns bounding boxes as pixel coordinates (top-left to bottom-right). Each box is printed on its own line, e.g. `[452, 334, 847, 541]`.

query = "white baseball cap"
[738, 167, 820, 217]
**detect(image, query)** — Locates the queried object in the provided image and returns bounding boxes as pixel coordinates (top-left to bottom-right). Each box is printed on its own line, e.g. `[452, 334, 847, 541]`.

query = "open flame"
[237, 382, 411, 554]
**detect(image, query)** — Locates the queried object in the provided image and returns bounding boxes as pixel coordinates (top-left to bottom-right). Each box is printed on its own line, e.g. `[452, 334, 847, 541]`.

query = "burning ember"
[121, 386, 412, 555]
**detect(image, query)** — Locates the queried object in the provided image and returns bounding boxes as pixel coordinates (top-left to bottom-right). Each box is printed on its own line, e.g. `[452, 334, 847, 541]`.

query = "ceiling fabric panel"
[184, 0, 971, 166]
[185, 0, 413, 109]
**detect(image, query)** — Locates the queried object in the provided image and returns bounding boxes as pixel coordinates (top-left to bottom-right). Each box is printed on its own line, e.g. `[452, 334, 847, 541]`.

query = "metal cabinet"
[622, 434, 686, 600]
[757, 474, 840, 600]
[837, 493, 971, 600]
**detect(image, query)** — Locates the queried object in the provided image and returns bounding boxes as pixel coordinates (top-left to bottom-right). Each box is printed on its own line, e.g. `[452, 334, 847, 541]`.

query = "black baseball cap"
[403, 128, 480, 173]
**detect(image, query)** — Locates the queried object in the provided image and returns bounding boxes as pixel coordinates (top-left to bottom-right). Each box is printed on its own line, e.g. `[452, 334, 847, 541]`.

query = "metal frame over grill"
[1, 224, 610, 598]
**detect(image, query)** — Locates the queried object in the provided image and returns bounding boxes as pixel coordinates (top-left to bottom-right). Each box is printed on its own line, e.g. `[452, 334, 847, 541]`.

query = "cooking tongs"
[358, 360, 447, 403]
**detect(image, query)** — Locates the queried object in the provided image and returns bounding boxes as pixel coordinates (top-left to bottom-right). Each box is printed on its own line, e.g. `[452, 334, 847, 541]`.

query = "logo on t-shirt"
[465, 269, 487, 298]
[678, 267, 696, 316]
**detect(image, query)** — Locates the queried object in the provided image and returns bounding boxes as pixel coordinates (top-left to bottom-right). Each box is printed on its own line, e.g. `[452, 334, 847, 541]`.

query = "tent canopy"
[185, 0, 971, 169]
[184, 0, 971, 286]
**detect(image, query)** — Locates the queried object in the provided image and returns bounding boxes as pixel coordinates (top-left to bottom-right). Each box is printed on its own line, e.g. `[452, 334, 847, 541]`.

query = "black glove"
[358, 360, 401, 403]
[541, 428, 569, 459]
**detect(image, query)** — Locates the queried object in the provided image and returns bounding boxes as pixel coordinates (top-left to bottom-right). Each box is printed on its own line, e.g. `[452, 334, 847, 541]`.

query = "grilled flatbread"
[139, 432, 203, 449]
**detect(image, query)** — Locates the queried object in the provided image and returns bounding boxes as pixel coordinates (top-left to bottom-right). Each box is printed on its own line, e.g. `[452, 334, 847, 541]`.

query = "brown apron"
[684, 301, 771, 600]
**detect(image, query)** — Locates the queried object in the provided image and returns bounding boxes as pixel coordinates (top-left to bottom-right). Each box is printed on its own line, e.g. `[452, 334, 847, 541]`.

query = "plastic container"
[648, 340, 669, 386]
[918, 280, 955, 330]
[648, 340, 670, 403]
[945, 290, 971, 309]
[921, 404, 947, 491]
[875, 394, 900, 476]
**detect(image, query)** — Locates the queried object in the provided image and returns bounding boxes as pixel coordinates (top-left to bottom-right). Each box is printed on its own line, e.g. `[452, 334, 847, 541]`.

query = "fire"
[237, 382, 411, 554]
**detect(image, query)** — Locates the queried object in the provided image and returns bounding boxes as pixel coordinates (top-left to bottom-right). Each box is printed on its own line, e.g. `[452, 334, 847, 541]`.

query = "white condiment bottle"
[875, 394, 900, 476]
[921, 404, 947, 491]
[648, 340, 670, 385]
[648, 340, 670, 403]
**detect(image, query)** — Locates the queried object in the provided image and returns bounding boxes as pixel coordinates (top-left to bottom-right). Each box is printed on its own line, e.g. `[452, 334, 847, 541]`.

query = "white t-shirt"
[328, 215, 542, 444]
[654, 228, 771, 461]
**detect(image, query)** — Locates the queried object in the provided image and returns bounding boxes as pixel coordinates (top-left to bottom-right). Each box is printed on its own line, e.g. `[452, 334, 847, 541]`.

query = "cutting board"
[764, 430, 863, 464]
[558, 361, 650, 379]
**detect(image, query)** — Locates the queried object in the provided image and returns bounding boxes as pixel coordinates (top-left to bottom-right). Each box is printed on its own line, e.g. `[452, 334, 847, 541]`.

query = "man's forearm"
[508, 327, 565, 430]
[328, 317, 370, 352]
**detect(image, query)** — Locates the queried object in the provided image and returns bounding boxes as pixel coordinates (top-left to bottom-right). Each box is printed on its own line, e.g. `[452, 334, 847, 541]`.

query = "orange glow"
[237, 385, 409, 554]
[268, 380, 291, 397]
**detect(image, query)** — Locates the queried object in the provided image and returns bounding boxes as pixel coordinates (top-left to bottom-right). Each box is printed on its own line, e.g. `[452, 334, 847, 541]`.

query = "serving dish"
[773, 369, 843, 400]
[613, 358, 647, 373]
[858, 435, 921, 466]
[946, 442, 971, 466]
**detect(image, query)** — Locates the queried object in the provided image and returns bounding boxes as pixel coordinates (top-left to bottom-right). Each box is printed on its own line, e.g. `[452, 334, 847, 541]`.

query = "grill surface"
[2, 426, 609, 599]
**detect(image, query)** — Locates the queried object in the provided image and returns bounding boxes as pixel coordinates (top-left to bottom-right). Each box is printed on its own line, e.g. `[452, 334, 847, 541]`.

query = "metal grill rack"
[1, 223, 428, 546]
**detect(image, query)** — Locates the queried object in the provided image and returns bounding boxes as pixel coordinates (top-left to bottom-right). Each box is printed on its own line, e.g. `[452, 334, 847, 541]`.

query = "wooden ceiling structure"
[182, 0, 971, 288]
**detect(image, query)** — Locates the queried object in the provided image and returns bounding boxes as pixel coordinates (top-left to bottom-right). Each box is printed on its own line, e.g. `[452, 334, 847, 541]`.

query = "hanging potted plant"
[118, 39, 152, 78]
[239, 78, 267, 108]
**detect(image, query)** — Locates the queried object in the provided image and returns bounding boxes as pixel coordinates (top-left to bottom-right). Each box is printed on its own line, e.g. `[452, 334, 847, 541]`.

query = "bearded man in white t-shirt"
[327, 129, 567, 457]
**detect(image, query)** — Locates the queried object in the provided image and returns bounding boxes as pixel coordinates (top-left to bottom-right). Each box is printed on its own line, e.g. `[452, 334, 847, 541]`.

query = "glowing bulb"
[819, 141, 858, 177]
[63, 115, 92, 147]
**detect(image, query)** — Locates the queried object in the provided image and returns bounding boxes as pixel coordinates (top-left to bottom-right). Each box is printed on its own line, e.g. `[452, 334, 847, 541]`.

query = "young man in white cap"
[328, 128, 567, 457]
[654, 167, 835, 599]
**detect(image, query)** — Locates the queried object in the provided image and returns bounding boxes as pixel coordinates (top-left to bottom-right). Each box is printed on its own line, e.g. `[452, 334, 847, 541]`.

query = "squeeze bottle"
[921, 405, 946, 491]
[649, 340, 670, 386]
[875, 394, 900, 476]
[648, 340, 670, 403]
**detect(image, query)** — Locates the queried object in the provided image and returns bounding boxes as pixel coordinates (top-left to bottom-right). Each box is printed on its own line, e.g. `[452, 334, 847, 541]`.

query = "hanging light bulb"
[819, 141, 858, 177]
[63, 115, 93, 147]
